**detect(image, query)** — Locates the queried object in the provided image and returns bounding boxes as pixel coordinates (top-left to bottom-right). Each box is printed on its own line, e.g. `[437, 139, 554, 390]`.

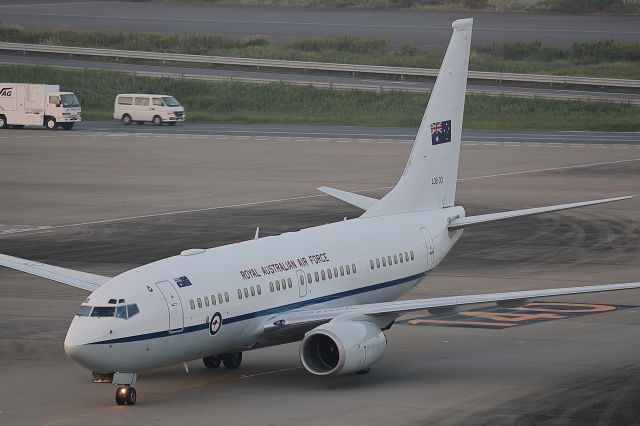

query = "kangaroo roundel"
[209, 312, 223, 335]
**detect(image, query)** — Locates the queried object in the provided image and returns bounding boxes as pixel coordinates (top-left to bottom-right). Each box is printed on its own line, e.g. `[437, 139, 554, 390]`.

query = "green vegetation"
[1, 25, 638, 79]
[170, 0, 640, 13]
[1, 64, 637, 131]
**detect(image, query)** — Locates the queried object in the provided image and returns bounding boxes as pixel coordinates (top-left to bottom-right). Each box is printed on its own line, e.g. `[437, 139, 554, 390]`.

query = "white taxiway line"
[3, 158, 639, 237]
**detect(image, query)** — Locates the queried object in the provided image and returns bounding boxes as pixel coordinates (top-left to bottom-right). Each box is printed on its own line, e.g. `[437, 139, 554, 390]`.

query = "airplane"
[1, 18, 638, 406]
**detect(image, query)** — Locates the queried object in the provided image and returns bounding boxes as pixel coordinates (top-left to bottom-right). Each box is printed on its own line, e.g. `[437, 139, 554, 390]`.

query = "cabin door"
[156, 280, 184, 333]
[296, 269, 307, 297]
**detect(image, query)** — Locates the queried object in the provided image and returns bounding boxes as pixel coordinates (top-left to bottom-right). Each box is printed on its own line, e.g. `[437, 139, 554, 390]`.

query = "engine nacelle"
[300, 321, 386, 376]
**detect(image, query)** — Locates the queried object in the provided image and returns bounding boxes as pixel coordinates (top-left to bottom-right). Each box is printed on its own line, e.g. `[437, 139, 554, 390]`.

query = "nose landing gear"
[115, 385, 137, 406]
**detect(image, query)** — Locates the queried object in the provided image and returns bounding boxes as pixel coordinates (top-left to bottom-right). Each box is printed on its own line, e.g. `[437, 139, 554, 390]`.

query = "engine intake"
[300, 321, 386, 375]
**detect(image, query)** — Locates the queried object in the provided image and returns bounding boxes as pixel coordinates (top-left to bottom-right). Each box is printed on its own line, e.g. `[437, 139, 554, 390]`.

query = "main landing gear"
[115, 384, 137, 406]
[203, 352, 242, 369]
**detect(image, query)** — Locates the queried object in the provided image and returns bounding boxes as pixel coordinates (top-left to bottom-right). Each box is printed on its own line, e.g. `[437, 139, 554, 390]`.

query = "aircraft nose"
[64, 318, 105, 370]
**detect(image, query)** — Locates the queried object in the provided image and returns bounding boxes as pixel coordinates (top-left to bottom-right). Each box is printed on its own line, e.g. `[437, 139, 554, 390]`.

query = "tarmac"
[0, 125, 639, 425]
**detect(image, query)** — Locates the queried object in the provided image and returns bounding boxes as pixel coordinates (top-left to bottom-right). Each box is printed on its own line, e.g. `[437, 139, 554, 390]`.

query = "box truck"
[0, 84, 81, 130]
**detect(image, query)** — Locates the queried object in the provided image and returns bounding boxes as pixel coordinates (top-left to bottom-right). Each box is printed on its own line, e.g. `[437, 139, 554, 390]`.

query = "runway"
[1, 1, 639, 47]
[0, 126, 639, 424]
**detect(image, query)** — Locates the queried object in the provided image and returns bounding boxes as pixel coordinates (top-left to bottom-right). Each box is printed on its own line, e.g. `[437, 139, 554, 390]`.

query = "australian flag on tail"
[431, 120, 452, 145]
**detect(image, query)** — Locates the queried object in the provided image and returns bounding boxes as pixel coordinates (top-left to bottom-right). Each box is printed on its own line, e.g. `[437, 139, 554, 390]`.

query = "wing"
[263, 281, 640, 334]
[0, 253, 110, 292]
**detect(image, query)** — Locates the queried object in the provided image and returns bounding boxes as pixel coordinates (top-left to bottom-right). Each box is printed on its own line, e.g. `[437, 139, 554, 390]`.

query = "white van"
[113, 94, 185, 126]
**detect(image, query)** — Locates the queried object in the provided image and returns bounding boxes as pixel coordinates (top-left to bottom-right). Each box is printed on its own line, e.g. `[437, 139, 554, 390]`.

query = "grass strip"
[1, 65, 638, 131]
[1, 25, 639, 79]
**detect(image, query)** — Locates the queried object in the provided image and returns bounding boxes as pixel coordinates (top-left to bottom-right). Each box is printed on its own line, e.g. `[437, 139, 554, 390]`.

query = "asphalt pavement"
[0, 1, 638, 47]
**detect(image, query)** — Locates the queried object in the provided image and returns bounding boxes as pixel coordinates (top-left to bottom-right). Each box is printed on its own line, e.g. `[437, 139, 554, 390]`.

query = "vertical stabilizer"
[363, 18, 472, 217]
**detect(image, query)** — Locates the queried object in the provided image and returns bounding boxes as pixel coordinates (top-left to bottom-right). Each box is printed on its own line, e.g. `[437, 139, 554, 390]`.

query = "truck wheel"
[61, 123, 74, 130]
[122, 114, 132, 125]
[152, 115, 162, 126]
[46, 117, 57, 130]
[0, 115, 7, 129]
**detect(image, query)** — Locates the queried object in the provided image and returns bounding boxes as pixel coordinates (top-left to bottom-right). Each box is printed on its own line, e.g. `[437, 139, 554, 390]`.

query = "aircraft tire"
[222, 352, 242, 369]
[203, 355, 222, 368]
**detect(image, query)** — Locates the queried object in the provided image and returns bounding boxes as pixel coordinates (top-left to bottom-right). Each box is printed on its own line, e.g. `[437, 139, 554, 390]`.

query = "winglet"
[318, 186, 379, 210]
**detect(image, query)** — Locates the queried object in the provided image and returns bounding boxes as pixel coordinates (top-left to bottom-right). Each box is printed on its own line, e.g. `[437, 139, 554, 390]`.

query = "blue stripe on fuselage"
[90, 271, 426, 345]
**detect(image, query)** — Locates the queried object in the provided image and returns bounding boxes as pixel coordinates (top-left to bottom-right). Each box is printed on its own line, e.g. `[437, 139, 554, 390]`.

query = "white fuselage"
[64, 207, 464, 373]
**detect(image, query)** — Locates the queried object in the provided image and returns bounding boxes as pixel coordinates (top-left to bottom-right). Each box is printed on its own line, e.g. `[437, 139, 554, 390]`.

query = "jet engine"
[300, 320, 386, 375]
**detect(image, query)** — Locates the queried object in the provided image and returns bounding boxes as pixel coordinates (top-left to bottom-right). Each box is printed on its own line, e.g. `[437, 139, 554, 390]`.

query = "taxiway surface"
[0, 126, 639, 425]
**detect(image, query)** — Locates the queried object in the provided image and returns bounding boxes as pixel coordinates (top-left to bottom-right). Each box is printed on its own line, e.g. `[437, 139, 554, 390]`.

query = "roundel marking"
[209, 312, 223, 336]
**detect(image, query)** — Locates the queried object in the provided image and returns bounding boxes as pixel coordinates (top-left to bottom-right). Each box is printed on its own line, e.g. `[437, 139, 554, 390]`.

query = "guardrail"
[1, 42, 639, 90]
[11, 61, 638, 106]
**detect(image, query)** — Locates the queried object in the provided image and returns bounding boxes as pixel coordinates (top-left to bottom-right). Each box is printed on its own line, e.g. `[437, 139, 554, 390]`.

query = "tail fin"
[363, 18, 472, 218]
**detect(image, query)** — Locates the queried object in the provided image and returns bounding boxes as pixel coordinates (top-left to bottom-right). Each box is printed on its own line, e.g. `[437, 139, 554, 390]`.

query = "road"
[3, 55, 637, 105]
[0, 1, 639, 47]
[0, 126, 638, 424]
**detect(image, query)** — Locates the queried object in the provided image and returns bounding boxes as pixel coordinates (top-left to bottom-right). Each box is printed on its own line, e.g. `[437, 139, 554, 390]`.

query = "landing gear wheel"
[122, 114, 132, 125]
[61, 123, 74, 130]
[152, 115, 162, 126]
[0, 115, 6, 129]
[221, 352, 242, 369]
[115, 385, 136, 405]
[203, 355, 221, 368]
[46, 117, 57, 130]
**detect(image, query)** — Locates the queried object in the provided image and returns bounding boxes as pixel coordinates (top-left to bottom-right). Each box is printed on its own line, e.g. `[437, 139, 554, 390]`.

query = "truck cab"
[0, 84, 82, 130]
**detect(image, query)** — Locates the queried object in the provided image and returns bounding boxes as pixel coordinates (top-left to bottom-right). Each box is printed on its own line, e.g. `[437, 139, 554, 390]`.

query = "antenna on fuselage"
[254, 227, 260, 240]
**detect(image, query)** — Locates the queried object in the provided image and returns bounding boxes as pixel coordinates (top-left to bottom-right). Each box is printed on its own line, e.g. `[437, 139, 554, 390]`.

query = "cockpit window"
[81, 303, 140, 318]
[91, 306, 116, 317]
[76, 305, 92, 317]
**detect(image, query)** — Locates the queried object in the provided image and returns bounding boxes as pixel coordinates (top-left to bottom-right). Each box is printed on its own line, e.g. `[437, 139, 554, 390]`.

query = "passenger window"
[237, 289, 243, 299]
[307, 273, 312, 283]
[244, 288, 249, 298]
[270, 281, 275, 292]
[225, 292, 229, 302]
[370, 259, 374, 269]
[127, 304, 139, 318]
[218, 293, 223, 304]
[257, 285, 262, 295]
[388, 256, 392, 265]
[382, 257, 387, 267]
[115, 305, 127, 319]
[190, 299, 196, 310]
[328, 268, 332, 279]
[340, 266, 344, 276]
[118, 96, 133, 105]
[299, 275, 304, 286]
[250, 286, 255, 297]
[314, 272, 319, 282]
[334, 267, 338, 277]
[399, 253, 404, 263]
[376, 258, 380, 268]
[321, 270, 326, 281]
[211, 295, 216, 305]
[204, 296, 210, 307]
[405, 251, 410, 261]
[288, 277, 293, 288]
[134, 97, 149, 106]
[410, 250, 415, 260]
[352, 263, 356, 273]
[152, 98, 162, 106]
[197, 298, 202, 309]
[394, 254, 398, 264]
[346, 264, 351, 275]
[276, 280, 281, 291]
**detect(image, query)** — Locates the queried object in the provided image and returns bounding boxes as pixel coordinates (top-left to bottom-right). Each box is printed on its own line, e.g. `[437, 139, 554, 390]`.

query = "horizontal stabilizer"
[448, 195, 635, 230]
[0, 253, 110, 292]
[318, 186, 378, 210]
